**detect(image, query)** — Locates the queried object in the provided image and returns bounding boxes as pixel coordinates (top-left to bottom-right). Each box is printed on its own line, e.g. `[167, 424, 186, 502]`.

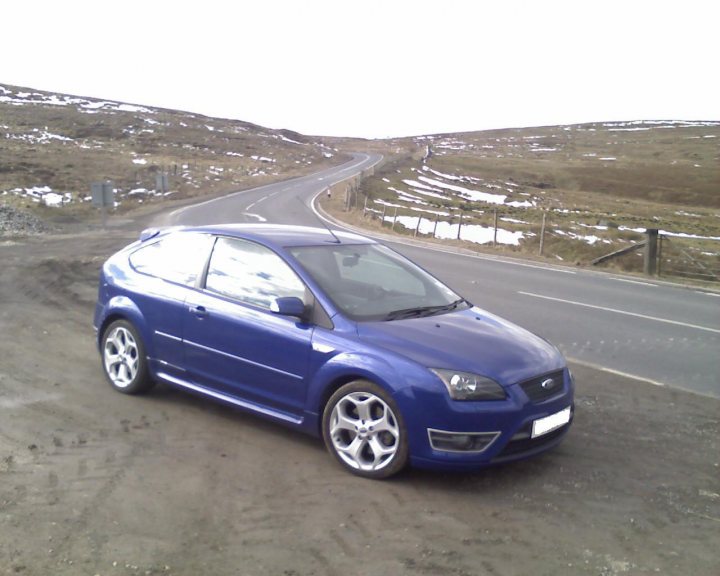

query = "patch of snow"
[603, 120, 720, 129]
[421, 166, 481, 184]
[505, 200, 534, 208]
[117, 104, 148, 112]
[278, 135, 304, 145]
[417, 176, 507, 205]
[577, 223, 609, 231]
[661, 230, 720, 241]
[403, 179, 445, 193]
[43, 193, 66, 206]
[554, 229, 604, 245]
[388, 187, 429, 205]
[385, 215, 524, 246]
[411, 207, 450, 217]
[5, 129, 73, 144]
[132, 158, 147, 165]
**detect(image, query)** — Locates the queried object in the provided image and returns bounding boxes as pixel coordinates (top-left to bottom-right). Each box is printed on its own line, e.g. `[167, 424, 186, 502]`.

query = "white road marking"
[610, 277, 658, 287]
[243, 212, 267, 222]
[519, 291, 720, 334]
[567, 357, 718, 399]
[566, 357, 666, 388]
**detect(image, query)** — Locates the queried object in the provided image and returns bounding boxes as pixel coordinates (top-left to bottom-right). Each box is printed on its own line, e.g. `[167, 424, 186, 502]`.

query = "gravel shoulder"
[1, 219, 718, 576]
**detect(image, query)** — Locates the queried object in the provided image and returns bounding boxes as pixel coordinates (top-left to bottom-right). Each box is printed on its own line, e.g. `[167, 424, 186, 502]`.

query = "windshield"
[289, 243, 468, 321]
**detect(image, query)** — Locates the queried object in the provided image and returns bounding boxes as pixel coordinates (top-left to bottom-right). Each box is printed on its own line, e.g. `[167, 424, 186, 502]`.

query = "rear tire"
[101, 319, 154, 395]
[322, 380, 409, 479]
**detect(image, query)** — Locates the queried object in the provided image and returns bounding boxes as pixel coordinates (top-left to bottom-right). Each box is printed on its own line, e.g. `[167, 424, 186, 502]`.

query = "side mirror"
[270, 296, 307, 319]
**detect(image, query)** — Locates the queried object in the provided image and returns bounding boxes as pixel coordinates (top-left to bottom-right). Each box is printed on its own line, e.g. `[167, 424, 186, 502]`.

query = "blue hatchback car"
[94, 224, 573, 478]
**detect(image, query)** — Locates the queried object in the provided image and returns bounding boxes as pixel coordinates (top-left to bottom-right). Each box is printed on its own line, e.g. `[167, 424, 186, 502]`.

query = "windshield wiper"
[384, 299, 467, 321]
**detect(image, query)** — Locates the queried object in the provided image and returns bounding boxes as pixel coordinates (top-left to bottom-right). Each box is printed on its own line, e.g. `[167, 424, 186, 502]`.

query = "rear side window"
[205, 237, 305, 309]
[130, 232, 213, 286]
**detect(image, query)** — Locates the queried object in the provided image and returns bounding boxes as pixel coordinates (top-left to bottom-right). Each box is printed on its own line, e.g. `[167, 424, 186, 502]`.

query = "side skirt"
[156, 371, 304, 426]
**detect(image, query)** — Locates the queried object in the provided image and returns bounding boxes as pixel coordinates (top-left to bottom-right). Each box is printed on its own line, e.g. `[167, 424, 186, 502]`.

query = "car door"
[127, 232, 214, 377]
[183, 236, 313, 418]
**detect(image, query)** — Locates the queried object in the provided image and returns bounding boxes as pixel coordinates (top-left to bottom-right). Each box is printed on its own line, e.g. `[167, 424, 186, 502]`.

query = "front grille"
[519, 370, 564, 403]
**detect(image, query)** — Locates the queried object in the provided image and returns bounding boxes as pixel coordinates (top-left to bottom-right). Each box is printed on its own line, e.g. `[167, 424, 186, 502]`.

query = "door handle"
[190, 305, 208, 318]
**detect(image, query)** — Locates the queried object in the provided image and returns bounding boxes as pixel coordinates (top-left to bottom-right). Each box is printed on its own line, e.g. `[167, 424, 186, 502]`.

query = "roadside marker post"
[91, 181, 114, 228]
[644, 228, 659, 276]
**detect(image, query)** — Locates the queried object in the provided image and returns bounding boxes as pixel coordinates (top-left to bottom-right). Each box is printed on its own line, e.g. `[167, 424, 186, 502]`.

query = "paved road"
[165, 153, 720, 398]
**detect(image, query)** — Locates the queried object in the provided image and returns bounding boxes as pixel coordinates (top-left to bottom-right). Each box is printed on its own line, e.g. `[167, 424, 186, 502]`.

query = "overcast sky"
[4, 0, 718, 138]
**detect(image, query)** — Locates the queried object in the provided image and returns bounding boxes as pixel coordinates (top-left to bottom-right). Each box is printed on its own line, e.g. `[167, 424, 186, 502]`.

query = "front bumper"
[398, 368, 575, 471]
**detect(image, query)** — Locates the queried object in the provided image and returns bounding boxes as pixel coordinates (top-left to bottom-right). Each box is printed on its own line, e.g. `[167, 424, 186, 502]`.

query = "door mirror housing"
[270, 296, 307, 319]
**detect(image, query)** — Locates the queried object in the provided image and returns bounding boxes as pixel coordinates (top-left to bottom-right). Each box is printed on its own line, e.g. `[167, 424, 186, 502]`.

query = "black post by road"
[644, 228, 659, 275]
[493, 209, 498, 246]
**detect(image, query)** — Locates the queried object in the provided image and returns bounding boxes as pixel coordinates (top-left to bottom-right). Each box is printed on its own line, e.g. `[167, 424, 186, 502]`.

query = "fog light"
[428, 429, 500, 453]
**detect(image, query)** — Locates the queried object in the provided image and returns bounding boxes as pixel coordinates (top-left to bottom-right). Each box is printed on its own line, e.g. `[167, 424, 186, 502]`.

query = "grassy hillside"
[0, 83, 350, 216]
[322, 121, 720, 280]
[2, 82, 718, 280]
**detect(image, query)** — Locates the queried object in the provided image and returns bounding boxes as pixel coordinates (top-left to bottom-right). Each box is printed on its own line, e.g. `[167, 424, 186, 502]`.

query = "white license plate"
[531, 406, 571, 438]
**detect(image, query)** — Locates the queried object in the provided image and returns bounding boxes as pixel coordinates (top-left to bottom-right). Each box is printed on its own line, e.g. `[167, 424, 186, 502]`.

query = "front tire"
[322, 380, 409, 479]
[101, 319, 154, 395]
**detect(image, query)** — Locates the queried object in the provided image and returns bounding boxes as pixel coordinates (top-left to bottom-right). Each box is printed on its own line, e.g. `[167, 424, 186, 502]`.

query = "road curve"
[165, 154, 720, 398]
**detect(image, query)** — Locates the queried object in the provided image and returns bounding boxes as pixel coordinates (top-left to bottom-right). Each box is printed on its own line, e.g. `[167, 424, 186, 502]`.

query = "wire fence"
[332, 184, 720, 284]
[658, 235, 720, 282]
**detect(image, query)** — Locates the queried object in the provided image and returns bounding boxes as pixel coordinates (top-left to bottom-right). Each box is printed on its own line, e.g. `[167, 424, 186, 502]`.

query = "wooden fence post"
[644, 228, 659, 275]
[493, 209, 498, 246]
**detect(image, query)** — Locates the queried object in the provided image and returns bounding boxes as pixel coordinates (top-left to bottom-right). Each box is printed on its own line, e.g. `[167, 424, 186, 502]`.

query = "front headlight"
[430, 369, 506, 401]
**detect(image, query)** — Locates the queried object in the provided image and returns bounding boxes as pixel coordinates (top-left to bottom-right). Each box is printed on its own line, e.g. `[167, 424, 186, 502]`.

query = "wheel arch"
[309, 351, 420, 436]
[97, 296, 151, 354]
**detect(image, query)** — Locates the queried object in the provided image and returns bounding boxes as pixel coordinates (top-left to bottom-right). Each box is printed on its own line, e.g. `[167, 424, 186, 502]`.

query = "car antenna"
[295, 195, 341, 244]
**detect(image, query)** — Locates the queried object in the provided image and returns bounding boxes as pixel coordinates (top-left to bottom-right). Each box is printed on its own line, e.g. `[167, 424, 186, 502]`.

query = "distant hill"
[2, 82, 718, 279]
[326, 120, 719, 279]
[0, 83, 348, 210]
[406, 121, 719, 208]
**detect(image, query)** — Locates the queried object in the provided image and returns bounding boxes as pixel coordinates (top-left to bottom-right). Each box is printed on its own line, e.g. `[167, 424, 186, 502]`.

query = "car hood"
[356, 306, 564, 387]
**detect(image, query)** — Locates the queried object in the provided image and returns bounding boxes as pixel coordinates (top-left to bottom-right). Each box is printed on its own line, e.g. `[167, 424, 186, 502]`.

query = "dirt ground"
[1, 212, 718, 576]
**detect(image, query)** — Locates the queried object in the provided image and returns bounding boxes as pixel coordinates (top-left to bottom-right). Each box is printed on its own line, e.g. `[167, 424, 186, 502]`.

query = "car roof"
[174, 223, 376, 248]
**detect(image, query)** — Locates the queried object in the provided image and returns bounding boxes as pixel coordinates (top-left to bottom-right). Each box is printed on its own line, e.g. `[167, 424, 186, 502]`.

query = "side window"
[130, 232, 213, 286]
[205, 237, 306, 309]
